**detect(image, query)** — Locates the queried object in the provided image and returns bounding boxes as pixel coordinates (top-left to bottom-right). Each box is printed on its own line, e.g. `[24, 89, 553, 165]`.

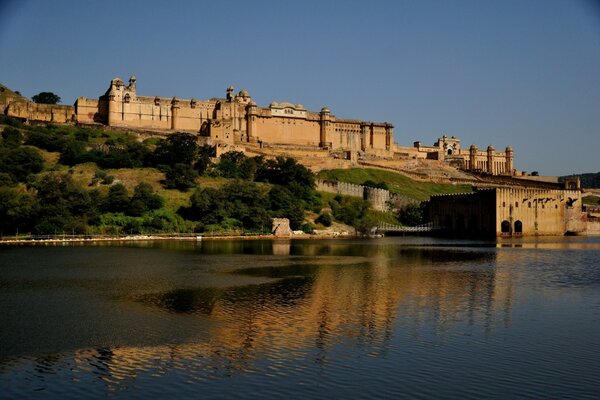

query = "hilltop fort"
[3, 75, 516, 177]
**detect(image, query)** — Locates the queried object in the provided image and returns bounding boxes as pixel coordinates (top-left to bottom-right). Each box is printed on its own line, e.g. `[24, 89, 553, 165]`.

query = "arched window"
[514, 220, 523, 235]
[501, 220, 511, 236]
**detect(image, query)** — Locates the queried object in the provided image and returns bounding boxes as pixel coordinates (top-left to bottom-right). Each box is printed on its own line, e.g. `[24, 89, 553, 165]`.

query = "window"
[515, 202, 519, 208]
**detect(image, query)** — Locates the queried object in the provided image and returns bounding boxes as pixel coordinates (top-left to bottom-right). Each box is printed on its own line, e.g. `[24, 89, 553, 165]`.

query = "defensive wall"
[6, 101, 74, 124]
[316, 179, 417, 211]
[428, 185, 586, 237]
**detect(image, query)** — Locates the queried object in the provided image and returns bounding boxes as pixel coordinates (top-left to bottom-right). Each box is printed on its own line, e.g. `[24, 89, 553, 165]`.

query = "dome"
[470, 144, 478, 150]
[321, 106, 330, 113]
[505, 145, 513, 152]
[487, 145, 495, 151]
[238, 89, 250, 98]
[129, 74, 136, 81]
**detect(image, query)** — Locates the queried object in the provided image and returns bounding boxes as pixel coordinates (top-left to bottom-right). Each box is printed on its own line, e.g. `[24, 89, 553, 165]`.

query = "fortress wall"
[371, 125, 387, 150]
[75, 97, 101, 124]
[364, 187, 390, 211]
[330, 120, 362, 150]
[495, 188, 582, 235]
[176, 104, 216, 131]
[316, 179, 413, 211]
[112, 101, 171, 129]
[255, 116, 321, 146]
[7, 101, 74, 123]
[586, 218, 600, 235]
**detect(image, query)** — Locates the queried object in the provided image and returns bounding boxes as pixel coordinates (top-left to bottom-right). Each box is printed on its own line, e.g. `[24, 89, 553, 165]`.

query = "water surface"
[1, 237, 599, 399]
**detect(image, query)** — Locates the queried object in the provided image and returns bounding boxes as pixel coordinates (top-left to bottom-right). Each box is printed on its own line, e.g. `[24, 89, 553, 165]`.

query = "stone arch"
[501, 220, 511, 235]
[514, 220, 523, 235]
[447, 148, 453, 155]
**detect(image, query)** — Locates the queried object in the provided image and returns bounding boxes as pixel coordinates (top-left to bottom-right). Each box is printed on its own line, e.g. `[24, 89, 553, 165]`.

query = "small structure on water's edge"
[427, 178, 587, 237]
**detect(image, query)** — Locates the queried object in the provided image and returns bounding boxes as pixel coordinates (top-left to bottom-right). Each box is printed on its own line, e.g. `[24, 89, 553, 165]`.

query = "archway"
[501, 220, 511, 236]
[514, 220, 523, 235]
[447, 149, 453, 155]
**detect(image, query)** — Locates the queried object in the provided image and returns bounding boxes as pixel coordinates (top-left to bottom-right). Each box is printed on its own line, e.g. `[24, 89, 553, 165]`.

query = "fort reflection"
[0, 241, 525, 389]
[47, 249, 514, 378]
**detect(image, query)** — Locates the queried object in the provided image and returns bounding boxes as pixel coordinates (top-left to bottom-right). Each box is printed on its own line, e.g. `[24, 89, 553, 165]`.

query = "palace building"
[74, 76, 394, 156]
[3, 74, 517, 175]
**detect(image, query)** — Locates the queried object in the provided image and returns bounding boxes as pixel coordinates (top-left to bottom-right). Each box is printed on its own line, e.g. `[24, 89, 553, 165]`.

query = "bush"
[163, 164, 198, 191]
[2, 127, 22, 147]
[397, 203, 424, 226]
[301, 222, 315, 234]
[315, 212, 333, 227]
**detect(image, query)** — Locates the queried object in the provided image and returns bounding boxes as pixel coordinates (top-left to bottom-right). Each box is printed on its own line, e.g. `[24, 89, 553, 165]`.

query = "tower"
[469, 144, 477, 170]
[505, 146, 513, 175]
[246, 101, 257, 143]
[107, 77, 124, 127]
[171, 97, 180, 130]
[487, 145, 495, 174]
[319, 106, 331, 148]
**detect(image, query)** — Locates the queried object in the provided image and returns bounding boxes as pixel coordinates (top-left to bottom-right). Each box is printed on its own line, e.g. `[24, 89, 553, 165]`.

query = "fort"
[2, 75, 517, 176]
[428, 178, 589, 237]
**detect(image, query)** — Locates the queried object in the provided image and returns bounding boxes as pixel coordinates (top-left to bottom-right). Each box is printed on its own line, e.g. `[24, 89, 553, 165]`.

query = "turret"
[246, 101, 257, 143]
[226, 85, 234, 101]
[128, 75, 136, 93]
[107, 77, 124, 127]
[469, 144, 477, 170]
[385, 123, 393, 151]
[319, 106, 331, 148]
[171, 97, 180, 130]
[487, 145, 495, 174]
[505, 145, 513, 175]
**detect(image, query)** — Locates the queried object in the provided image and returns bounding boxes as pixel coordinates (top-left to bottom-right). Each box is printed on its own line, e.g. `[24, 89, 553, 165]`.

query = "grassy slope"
[583, 195, 599, 206]
[317, 168, 471, 201]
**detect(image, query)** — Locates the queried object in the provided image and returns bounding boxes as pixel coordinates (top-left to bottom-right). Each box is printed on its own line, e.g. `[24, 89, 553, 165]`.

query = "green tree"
[32, 92, 61, 104]
[194, 144, 215, 175]
[164, 163, 198, 191]
[397, 203, 424, 226]
[152, 132, 198, 167]
[1, 127, 22, 147]
[216, 151, 257, 180]
[315, 212, 333, 227]
[0, 146, 44, 182]
[104, 183, 130, 213]
[128, 182, 164, 216]
[0, 187, 38, 235]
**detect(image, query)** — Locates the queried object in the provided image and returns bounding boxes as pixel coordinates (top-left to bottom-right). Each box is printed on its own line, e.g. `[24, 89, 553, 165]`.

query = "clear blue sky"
[1, 0, 599, 176]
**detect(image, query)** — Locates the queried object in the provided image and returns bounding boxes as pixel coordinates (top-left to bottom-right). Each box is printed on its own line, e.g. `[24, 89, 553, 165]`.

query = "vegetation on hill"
[0, 117, 394, 237]
[559, 172, 600, 189]
[317, 168, 471, 201]
[32, 91, 61, 104]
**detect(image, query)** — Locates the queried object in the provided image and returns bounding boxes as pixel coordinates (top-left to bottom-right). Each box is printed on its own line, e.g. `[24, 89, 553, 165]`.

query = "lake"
[1, 237, 599, 399]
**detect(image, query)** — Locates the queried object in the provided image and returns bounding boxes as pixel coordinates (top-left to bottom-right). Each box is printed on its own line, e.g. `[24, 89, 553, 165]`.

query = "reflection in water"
[1, 237, 599, 399]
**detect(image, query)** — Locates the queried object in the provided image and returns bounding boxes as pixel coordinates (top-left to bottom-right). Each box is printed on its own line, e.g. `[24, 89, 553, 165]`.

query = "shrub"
[315, 212, 333, 227]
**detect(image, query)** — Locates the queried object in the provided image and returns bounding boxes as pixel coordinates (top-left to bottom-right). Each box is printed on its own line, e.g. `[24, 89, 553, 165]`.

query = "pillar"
[320, 106, 330, 148]
[505, 146, 513, 175]
[171, 97, 180, 130]
[469, 144, 477, 170]
[487, 145, 495, 174]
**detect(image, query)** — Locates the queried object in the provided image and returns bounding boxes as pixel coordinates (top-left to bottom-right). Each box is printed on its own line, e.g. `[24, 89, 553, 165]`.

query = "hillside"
[317, 168, 472, 201]
[0, 83, 29, 110]
[0, 117, 482, 237]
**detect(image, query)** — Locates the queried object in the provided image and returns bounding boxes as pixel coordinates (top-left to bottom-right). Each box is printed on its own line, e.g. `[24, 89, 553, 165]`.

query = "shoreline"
[0, 232, 358, 246]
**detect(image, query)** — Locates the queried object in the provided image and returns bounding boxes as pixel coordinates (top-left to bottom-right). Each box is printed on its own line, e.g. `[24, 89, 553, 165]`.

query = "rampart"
[316, 179, 416, 211]
[7, 101, 74, 124]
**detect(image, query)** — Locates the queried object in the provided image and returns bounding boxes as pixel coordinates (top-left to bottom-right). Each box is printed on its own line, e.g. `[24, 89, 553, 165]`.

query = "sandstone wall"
[7, 101, 74, 123]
